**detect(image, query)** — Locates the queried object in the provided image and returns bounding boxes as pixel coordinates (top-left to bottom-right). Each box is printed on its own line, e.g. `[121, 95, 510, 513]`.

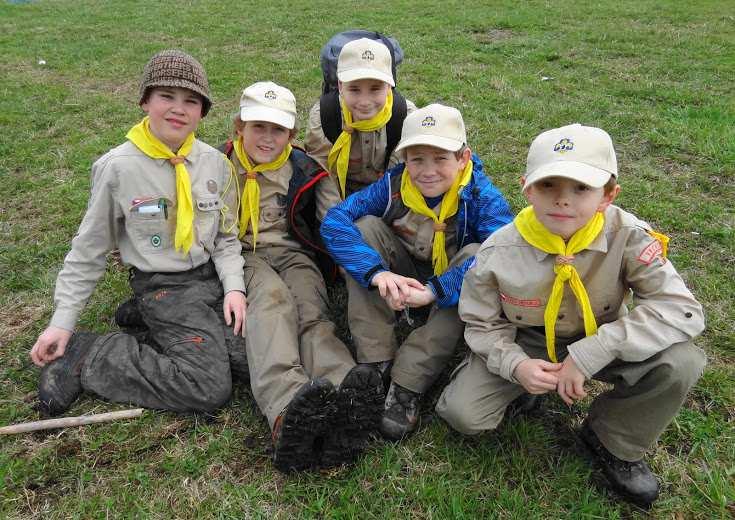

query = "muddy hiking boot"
[321, 364, 385, 469]
[381, 381, 420, 441]
[38, 332, 98, 417]
[114, 297, 145, 329]
[580, 420, 660, 508]
[366, 359, 392, 391]
[272, 378, 336, 473]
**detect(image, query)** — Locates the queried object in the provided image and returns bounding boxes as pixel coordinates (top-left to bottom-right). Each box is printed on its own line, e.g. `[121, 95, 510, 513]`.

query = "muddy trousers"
[436, 328, 706, 461]
[81, 262, 232, 413]
[345, 216, 479, 394]
[243, 246, 355, 429]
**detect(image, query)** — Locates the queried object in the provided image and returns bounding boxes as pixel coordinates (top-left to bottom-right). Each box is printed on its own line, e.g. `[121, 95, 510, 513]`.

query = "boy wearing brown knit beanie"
[30, 50, 247, 416]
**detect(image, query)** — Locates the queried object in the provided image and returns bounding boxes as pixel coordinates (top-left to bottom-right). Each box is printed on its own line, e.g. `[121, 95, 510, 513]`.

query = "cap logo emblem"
[361, 50, 375, 61]
[264, 90, 277, 100]
[554, 138, 574, 153]
[421, 116, 436, 127]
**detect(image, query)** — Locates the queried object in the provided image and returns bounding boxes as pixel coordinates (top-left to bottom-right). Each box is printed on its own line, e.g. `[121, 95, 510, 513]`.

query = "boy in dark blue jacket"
[321, 104, 513, 439]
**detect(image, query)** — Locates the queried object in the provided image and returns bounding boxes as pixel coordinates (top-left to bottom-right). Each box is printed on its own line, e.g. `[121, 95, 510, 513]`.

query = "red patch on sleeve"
[637, 240, 664, 265]
[500, 293, 542, 307]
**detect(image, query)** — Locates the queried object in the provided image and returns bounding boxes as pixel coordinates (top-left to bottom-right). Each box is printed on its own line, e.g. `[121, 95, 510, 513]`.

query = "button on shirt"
[51, 140, 245, 331]
[459, 205, 705, 383]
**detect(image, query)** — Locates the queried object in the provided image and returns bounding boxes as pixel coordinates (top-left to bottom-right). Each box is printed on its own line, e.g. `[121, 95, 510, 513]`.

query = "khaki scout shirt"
[391, 208, 458, 264]
[230, 154, 302, 251]
[459, 205, 705, 382]
[304, 99, 417, 221]
[51, 140, 245, 331]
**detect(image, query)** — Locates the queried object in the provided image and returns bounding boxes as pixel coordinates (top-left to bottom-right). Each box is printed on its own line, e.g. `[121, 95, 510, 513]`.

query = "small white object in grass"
[38, 59, 46, 65]
[691, 231, 700, 235]
[541, 76, 553, 81]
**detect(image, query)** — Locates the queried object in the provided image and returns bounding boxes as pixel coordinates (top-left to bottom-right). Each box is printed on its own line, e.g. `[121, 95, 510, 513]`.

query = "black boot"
[380, 381, 420, 441]
[272, 378, 336, 473]
[38, 332, 98, 417]
[114, 297, 145, 329]
[580, 420, 660, 507]
[321, 364, 384, 469]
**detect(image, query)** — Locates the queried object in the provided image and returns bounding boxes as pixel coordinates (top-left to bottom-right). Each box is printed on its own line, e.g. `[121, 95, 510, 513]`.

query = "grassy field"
[1, 0, 733, 517]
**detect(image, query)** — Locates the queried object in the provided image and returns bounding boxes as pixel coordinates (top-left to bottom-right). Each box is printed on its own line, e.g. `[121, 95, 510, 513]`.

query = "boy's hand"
[556, 356, 587, 406]
[403, 285, 437, 308]
[223, 290, 247, 337]
[371, 271, 424, 308]
[30, 326, 73, 367]
[513, 358, 562, 394]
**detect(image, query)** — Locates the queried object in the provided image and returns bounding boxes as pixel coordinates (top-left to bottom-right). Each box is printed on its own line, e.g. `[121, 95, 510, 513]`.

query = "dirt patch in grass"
[0, 297, 46, 341]
[473, 28, 515, 44]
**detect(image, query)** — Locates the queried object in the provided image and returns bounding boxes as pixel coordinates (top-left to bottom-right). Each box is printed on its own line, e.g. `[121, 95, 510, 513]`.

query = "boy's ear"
[458, 147, 472, 169]
[337, 80, 343, 94]
[597, 184, 621, 212]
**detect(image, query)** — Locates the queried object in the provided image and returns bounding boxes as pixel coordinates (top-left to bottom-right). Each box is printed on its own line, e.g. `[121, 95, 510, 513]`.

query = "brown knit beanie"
[139, 49, 212, 117]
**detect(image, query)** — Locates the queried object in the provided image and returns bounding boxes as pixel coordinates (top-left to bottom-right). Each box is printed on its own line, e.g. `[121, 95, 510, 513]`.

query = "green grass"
[1, 0, 733, 518]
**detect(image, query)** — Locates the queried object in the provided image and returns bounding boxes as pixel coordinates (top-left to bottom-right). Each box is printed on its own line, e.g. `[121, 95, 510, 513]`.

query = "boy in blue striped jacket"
[321, 104, 513, 439]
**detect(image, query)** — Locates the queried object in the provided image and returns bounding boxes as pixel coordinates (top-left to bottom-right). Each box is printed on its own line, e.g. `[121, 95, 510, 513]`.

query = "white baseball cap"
[525, 123, 618, 189]
[239, 81, 296, 130]
[394, 104, 467, 153]
[337, 38, 395, 86]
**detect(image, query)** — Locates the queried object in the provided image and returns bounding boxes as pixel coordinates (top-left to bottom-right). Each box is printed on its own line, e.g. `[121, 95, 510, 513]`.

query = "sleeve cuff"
[221, 274, 246, 295]
[499, 349, 531, 384]
[567, 335, 617, 379]
[49, 308, 79, 332]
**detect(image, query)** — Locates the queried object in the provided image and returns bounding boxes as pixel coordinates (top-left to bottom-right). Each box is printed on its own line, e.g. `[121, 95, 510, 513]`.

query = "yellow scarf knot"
[126, 116, 195, 254]
[327, 90, 394, 198]
[400, 158, 474, 275]
[233, 137, 292, 250]
[514, 206, 605, 362]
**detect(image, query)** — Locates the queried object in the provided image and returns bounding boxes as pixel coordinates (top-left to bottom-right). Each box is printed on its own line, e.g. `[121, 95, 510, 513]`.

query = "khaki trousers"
[346, 216, 478, 394]
[436, 327, 706, 461]
[243, 246, 355, 428]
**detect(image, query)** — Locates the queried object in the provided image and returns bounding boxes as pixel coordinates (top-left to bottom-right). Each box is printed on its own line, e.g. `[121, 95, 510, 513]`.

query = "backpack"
[319, 30, 408, 170]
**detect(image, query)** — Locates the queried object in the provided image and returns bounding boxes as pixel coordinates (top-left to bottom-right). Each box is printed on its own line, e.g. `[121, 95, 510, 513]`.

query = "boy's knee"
[653, 341, 706, 390]
[436, 393, 494, 436]
[193, 376, 232, 412]
[355, 216, 389, 245]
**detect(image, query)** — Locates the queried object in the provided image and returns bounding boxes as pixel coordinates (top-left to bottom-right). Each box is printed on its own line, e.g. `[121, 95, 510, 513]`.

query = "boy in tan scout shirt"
[321, 104, 513, 440]
[224, 81, 383, 473]
[304, 37, 416, 220]
[436, 124, 706, 507]
[30, 50, 246, 416]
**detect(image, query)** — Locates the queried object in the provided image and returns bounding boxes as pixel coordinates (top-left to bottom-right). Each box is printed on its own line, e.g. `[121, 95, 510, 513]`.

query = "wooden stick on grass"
[0, 408, 144, 435]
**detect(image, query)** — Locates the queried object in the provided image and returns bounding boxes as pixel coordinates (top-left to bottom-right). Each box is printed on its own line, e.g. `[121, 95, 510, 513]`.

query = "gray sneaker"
[380, 381, 420, 440]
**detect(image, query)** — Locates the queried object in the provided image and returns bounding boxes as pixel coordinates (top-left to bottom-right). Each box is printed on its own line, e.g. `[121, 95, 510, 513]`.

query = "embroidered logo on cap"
[264, 90, 277, 100]
[421, 116, 436, 127]
[553, 138, 574, 153]
[361, 50, 375, 61]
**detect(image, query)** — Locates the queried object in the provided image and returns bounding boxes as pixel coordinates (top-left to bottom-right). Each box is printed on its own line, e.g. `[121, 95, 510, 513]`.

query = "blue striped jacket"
[320, 154, 513, 307]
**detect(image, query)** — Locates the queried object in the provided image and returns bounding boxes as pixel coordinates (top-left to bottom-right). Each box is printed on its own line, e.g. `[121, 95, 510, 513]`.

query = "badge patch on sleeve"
[637, 240, 665, 265]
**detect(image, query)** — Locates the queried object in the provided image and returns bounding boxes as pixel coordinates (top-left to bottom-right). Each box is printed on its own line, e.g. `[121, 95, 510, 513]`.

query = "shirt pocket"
[195, 194, 222, 251]
[128, 199, 174, 255]
[500, 294, 545, 327]
[577, 286, 625, 324]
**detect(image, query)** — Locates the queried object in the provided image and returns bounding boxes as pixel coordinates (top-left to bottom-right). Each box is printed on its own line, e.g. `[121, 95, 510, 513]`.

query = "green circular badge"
[150, 234, 162, 248]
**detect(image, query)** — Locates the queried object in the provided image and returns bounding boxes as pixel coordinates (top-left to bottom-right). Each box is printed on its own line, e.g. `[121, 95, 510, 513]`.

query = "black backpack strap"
[319, 90, 342, 144]
[384, 90, 408, 170]
[217, 139, 234, 159]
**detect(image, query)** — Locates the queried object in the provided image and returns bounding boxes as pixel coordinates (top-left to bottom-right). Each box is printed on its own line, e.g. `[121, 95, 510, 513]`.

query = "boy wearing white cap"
[436, 124, 706, 507]
[221, 81, 384, 473]
[321, 104, 513, 440]
[305, 37, 416, 220]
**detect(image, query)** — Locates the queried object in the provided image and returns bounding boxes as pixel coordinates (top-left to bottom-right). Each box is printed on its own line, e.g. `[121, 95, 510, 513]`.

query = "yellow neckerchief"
[400, 158, 474, 275]
[126, 116, 195, 254]
[327, 89, 394, 198]
[514, 206, 605, 362]
[233, 136, 292, 250]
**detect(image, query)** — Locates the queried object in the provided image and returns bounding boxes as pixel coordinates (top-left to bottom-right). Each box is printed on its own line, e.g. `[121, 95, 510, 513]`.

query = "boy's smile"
[141, 87, 203, 152]
[338, 79, 391, 121]
[523, 176, 618, 239]
[405, 145, 471, 198]
[238, 121, 291, 165]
